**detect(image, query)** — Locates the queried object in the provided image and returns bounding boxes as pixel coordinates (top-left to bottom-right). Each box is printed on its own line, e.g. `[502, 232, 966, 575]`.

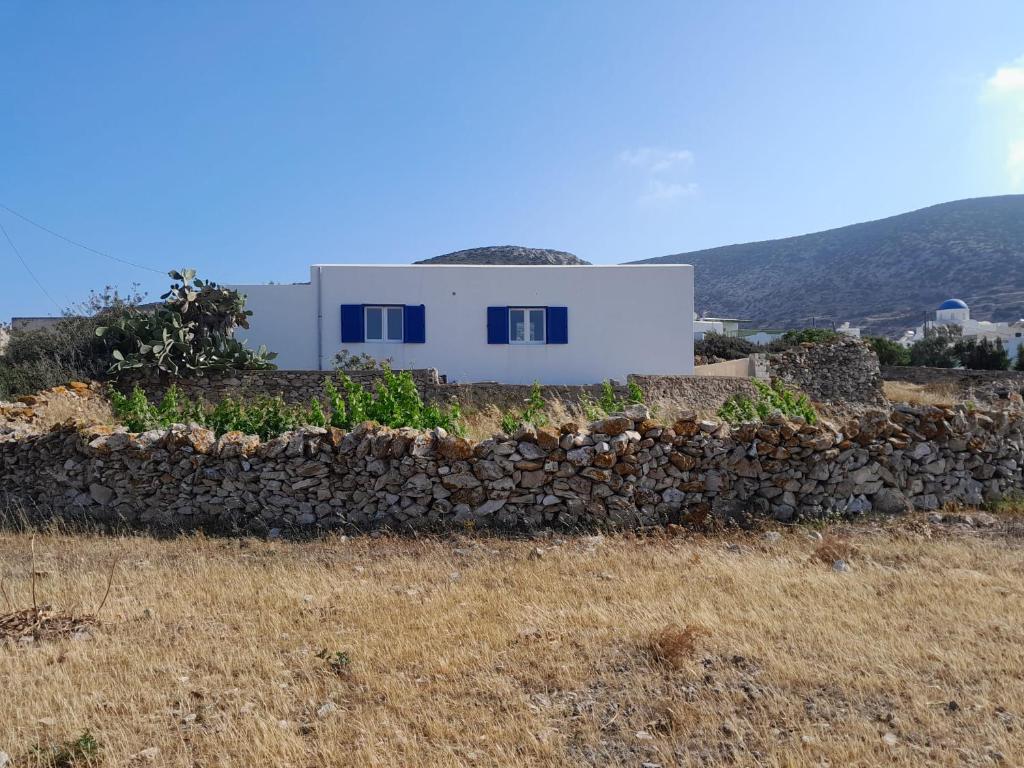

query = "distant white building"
[693, 314, 725, 340]
[900, 299, 1024, 359]
[836, 321, 861, 338]
[233, 264, 695, 384]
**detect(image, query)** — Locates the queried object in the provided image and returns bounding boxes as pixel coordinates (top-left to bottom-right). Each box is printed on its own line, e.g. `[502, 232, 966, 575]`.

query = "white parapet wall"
[231, 264, 694, 384]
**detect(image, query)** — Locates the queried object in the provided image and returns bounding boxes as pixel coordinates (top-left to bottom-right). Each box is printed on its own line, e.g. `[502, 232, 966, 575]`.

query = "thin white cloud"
[983, 55, 1024, 190]
[618, 146, 698, 205]
[618, 147, 694, 173]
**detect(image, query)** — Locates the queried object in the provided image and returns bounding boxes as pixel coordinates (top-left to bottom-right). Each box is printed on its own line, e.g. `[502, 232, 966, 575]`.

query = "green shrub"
[908, 326, 960, 368]
[866, 336, 910, 366]
[956, 337, 1010, 371]
[500, 381, 548, 433]
[110, 368, 464, 438]
[717, 379, 817, 425]
[110, 384, 317, 440]
[767, 328, 841, 352]
[97, 269, 276, 377]
[328, 368, 463, 433]
[0, 286, 143, 399]
[591, 380, 645, 416]
[1016, 345, 1024, 372]
[694, 332, 757, 360]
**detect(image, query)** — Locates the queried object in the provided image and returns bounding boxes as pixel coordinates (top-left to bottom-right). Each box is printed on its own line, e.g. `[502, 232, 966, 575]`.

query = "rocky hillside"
[634, 195, 1024, 336]
[416, 245, 589, 266]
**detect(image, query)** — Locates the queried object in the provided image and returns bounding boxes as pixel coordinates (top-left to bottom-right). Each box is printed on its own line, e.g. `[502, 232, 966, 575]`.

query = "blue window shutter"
[487, 306, 509, 344]
[340, 304, 364, 343]
[404, 304, 426, 343]
[546, 306, 568, 344]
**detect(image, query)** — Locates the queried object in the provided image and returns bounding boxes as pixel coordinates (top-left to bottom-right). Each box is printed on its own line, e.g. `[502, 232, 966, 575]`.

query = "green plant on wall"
[717, 379, 817, 425]
[110, 367, 465, 438]
[500, 381, 548, 433]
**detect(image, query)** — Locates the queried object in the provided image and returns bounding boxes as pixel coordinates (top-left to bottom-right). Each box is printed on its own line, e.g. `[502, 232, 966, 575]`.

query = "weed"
[987, 493, 1024, 517]
[648, 624, 709, 669]
[29, 730, 100, 767]
[500, 381, 548, 433]
[579, 381, 647, 423]
[317, 649, 351, 675]
[577, 392, 603, 421]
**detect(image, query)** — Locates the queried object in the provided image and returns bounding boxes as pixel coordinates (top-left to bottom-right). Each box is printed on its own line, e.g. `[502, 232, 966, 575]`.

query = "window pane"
[365, 307, 383, 341]
[510, 309, 526, 342]
[529, 309, 545, 342]
[386, 306, 404, 341]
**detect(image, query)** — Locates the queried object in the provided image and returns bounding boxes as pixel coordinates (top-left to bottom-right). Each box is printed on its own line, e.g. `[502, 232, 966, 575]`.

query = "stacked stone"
[766, 337, 885, 406]
[2, 400, 1023, 534]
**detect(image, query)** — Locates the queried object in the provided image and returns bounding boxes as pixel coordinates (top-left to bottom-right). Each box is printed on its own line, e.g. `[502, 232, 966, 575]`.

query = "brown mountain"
[633, 195, 1024, 336]
[416, 245, 589, 266]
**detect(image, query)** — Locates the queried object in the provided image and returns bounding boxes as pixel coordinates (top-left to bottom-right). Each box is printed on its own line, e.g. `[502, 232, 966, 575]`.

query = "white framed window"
[365, 305, 404, 342]
[509, 307, 545, 344]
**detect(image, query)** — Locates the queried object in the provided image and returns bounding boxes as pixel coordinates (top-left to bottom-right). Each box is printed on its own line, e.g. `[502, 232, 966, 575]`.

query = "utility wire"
[0, 203, 164, 275]
[0, 218, 63, 312]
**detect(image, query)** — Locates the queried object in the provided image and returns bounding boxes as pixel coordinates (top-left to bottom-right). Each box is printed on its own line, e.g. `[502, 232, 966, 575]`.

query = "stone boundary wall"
[764, 338, 884, 405]
[3, 401, 1021, 536]
[882, 366, 1024, 388]
[123, 370, 757, 418]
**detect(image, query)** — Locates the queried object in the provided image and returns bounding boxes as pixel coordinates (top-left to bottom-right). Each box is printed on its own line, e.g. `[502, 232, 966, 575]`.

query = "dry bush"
[648, 623, 709, 668]
[812, 536, 861, 565]
[0, 537, 115, 644]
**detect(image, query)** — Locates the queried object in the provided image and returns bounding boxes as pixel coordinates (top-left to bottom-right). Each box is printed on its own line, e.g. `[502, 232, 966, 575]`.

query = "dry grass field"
[882, 381, 962, 408]
[2, 515, 1023, 767]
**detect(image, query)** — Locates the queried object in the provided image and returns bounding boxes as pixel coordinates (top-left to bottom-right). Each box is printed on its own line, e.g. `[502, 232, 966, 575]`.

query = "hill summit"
[416, 245, 589, 266]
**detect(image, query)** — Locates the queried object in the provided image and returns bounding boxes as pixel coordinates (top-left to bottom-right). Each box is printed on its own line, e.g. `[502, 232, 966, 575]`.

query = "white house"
[900, 298, 1024, 359]
[231, 264, 694, 384]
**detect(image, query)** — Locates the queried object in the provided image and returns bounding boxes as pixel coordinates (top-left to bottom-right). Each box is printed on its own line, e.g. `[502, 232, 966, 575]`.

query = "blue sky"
[2, 1, 1023, 318]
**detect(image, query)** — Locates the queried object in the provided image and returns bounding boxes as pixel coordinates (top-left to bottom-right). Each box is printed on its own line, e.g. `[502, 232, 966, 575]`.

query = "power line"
[0, 218, 63, 312]
[0, 203, 164, 275]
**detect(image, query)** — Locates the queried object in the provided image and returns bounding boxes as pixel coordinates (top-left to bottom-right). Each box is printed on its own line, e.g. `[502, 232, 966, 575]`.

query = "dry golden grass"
[883, 380, 961, 407]
[462, 399, 584, 440]
[461, 399, 715, 440]
[2, 519, 1023, 766]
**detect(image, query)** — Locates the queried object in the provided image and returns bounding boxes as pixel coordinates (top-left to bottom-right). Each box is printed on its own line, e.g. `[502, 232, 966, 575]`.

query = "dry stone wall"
[3, 401, 1022, 535]
[764, 338, 884, 405]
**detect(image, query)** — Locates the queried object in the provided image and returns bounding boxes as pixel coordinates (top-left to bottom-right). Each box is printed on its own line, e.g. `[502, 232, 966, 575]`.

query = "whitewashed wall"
[233, 282, 317, 369]
[233, 264, 694, 384]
